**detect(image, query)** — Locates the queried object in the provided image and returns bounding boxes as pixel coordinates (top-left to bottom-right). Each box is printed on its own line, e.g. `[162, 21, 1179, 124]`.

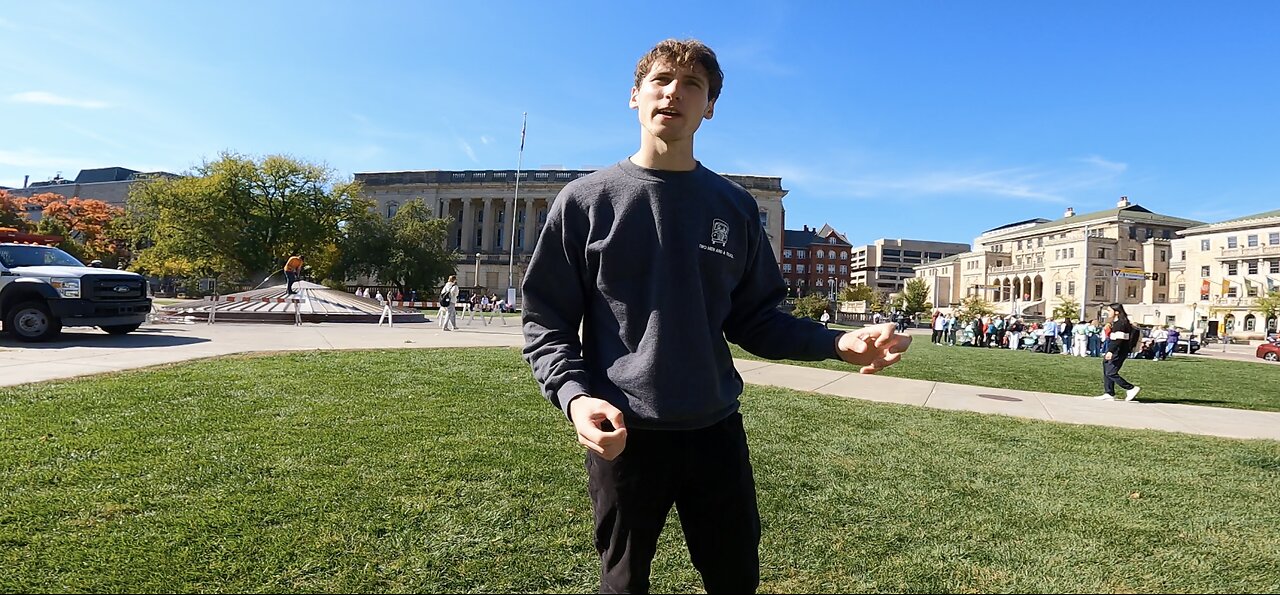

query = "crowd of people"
[921, 310, 1184, 360]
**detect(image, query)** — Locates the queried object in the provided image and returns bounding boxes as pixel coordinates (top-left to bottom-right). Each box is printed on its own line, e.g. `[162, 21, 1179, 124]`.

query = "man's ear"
[629, 87, 639, 110]
[704, 99, 716, 120]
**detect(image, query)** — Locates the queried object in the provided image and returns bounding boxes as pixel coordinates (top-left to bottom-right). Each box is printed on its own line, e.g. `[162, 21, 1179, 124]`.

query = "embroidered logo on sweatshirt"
[711, 219, 729, 246]
[699, 219, 735, 259]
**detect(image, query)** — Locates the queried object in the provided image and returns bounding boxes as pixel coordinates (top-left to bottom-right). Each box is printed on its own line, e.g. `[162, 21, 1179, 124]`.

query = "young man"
[283, 255, 304, 294]
[521, 39, 911, 593]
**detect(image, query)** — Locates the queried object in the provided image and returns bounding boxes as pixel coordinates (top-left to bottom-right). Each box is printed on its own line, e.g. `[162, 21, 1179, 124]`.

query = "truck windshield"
[0, 245, 84, 268]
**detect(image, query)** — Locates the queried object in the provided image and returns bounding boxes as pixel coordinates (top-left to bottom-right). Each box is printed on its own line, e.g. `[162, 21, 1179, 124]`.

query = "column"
[461, 198, 475, 252]
[481, 197, 495, 252]
[522, 198, 538, 254]
[502, 196, 515, 255]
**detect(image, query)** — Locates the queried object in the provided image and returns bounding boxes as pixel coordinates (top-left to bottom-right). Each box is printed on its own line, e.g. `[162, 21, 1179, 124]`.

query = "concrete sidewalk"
[2, 320, 1277, 442]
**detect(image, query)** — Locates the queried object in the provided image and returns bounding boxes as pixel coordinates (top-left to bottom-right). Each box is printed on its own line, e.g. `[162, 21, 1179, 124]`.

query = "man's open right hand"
[568, 396, 628, 460]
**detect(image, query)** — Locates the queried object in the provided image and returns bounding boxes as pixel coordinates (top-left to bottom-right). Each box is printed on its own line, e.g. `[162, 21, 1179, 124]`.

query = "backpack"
[439, 287, 451, 307]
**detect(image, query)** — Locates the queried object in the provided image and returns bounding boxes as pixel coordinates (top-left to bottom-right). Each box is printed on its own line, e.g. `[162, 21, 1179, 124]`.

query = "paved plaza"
[1, 319, 1277, 442]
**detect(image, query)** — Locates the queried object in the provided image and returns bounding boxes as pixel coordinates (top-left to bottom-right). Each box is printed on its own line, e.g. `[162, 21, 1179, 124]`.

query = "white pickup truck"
[0, 243, 152, 342]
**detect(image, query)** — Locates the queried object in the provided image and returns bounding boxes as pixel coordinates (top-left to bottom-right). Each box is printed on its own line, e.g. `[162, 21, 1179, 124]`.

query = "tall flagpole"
[507, 112, 526, 308]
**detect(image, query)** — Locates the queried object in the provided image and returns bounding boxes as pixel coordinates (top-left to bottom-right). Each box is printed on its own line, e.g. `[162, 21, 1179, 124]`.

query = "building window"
[1097, 248, 1107, 259]
[1227, 263, 1238, 276]
[828, 237, 836, 244]
[1159, 250, 1166, 262]
[797, 264, 805, 273]
[1248, 235, 1259, 247]
[1095, 284, 1105, 297]
[1271, 232, 1280, 246]
[783, 249, 792, 258]
[1228, 236, 1238, 248]
[1201, 265, 1210, 277]
[1068, 248, 1075, 258]
[1180, 251, 1186, 261]
[1227, 284, 1238, 298]
[1272, 260, 1280, 274]
[1128, 226, 1137, 240]
[1037, 237, 1043, 247]
[1159, 273, 1167, 286]
[817, 264, 825, 273]
[1055, 282, 1062, 295]
[783, 264, 792, 272]
[1068, 281, 1075, 296]
[1201, 239, 1210, 250]
[1249, 261, 1259, 275]
[840, 265, 848, 274]
[1128, 249, 1137, 261]
[1158, 293, 1166, 302]
[1127, 286, 1137, 299]
[798, 250, 807, 259]
[1248, 282, 1259, 297]
[1178, 284, 1185, 301]
[841, 251, 848, 259]
[386, 201, 400, 218]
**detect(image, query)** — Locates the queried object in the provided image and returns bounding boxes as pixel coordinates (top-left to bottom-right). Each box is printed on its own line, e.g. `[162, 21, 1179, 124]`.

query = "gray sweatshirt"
[522, 159, 844, 430]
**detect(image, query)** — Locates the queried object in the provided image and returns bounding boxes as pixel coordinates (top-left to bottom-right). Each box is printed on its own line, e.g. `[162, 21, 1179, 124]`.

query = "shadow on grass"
[1138, 398, 1237, 407]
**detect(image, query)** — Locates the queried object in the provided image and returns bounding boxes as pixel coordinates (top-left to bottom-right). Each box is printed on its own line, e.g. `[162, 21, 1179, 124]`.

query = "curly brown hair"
[634, 39, 724, 102]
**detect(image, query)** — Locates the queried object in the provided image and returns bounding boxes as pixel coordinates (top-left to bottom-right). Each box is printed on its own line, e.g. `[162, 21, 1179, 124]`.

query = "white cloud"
[458, 138, 478, 163]
[747, 156, 1129, 205]
[9, 91, 110, 109]
[0, 149, 94, 187]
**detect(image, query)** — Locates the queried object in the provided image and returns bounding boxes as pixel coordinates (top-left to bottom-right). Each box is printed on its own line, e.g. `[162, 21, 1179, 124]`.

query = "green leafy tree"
[956, 294, 995, 322]
[792, 294, 830, 320]
[1255, 290, 1280, 331]
[869, 290, 889, 314]
[126, 152, 368, 282]
[335, 200, 457, 293]
[902, 277, 930, 316]
[839, 284, 874, 302]
[1051, 300, 1081, 322]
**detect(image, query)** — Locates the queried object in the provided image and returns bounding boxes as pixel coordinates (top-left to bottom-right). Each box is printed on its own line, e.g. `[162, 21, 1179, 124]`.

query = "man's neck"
[631, 135, 697, 171]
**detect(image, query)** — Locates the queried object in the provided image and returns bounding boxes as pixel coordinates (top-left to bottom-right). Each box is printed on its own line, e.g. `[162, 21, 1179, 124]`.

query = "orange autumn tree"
[2, 191, 128, 264]
[41, 198, 125, 261]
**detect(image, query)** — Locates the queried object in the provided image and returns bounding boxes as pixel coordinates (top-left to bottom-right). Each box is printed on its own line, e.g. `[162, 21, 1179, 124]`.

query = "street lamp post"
[475, 252, 482, 290]
[1079, 222, 1091, 321]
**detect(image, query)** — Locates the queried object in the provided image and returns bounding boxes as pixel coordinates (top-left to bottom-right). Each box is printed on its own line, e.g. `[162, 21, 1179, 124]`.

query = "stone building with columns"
[915, 197, 1202, 323]
[353, 168, 788, 298]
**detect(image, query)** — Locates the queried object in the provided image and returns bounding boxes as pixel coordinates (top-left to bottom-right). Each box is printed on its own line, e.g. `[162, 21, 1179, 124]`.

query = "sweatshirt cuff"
[556, 381, 593, 420]
[814, 328, 844, 360]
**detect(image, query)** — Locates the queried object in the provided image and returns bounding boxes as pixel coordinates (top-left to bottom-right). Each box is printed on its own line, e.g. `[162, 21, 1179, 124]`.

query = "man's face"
[630, 60, 715, 144]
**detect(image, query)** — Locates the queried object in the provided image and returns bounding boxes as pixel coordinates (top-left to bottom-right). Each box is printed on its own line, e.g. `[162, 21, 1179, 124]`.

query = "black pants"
[931, 329, 942, 344]
[1103, 354, 1135, 395]
[586, 412, 760, 594]
[285, 270, 299, 294]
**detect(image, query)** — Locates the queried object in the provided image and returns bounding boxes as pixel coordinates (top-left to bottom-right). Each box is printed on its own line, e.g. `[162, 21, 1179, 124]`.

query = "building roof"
[74, 167, 140, 184]
[982, 218, 1051, 235]
[783, 229, 822, 248]
[983, 204, 1203, 240]
[1180, 208, 1280, 235]
[815, 223, 851, 245]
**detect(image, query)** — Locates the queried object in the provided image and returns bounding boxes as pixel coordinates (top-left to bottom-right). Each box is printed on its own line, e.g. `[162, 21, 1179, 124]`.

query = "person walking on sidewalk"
[438, 275, 459, 331]
[1095, 303, 1141, 401]
[521, 38, 912, 595]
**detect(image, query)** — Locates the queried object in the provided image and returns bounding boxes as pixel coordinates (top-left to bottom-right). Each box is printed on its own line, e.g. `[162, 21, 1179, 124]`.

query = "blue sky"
[3, 1, 1278, 246]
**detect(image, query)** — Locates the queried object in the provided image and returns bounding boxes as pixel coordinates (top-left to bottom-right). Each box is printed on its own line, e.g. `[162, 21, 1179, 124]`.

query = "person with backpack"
[1094, 303, 1141, 401]
[438, 275, 459, 331]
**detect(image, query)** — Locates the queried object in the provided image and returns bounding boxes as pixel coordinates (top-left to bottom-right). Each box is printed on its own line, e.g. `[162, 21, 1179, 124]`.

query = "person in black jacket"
[1094, 303, 1141, 401]
[521, 38, 912, 594]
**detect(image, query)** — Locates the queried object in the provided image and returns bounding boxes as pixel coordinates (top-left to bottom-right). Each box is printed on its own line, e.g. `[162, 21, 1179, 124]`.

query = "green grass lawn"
[2, 348, 1279, 593]
[732, 338, 1280, 412]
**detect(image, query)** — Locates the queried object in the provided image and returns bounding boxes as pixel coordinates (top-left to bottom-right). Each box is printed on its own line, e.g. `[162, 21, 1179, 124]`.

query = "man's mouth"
[655, 107, 681, 118]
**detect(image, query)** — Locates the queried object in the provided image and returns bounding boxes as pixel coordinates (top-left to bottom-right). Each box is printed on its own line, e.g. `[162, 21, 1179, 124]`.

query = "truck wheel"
[100, 323, 142, 335]
[5, 301, 62, 342]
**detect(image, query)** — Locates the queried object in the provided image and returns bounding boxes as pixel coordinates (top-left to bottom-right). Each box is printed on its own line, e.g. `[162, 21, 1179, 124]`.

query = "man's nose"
[662, 81, 682, 100]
